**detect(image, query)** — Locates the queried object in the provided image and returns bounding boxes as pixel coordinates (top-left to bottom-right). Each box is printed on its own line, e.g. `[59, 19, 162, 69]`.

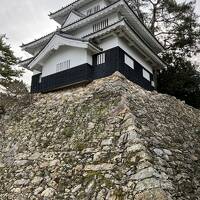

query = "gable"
[28, 34, 89, 70]
[63, 11, 82, 27]
[28, 34, 101, 70]
[42, 46, 88, 77]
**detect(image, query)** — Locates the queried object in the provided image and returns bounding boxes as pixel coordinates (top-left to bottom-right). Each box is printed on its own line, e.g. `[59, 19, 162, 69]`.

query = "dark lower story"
[31, 47, 155, 93]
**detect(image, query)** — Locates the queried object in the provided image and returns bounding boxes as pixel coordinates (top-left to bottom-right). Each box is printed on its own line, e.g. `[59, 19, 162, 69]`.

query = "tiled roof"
[21, 32, 55, 48]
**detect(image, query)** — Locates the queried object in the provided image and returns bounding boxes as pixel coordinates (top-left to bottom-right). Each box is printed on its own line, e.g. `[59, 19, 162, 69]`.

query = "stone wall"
[0, 73, 200, 199]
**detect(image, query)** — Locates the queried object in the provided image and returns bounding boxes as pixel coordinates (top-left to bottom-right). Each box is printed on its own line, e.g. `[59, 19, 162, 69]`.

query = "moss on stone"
[113, 188, 125, 200]
[62, 127, 74, 138]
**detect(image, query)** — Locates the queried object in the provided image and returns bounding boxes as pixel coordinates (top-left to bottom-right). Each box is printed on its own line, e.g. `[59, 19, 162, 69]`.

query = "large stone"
[31, 176, 43, 185]
[132, 167, 158, 181]
[14, 160, 29, 166]
[134, 189, 169, 200]
[0, 162, 5, 168]
[71, 184, 82, 193]
[127, 130, 140, 143]
[14, 179, 29, 186]
[85, 181, 95, 194]
[154, 148, 164, 157]
[163, 149, 172, 156]
[127, 144, 146, 153]
[28, 152, 41, 160]
[88, 122, 95, 130]
[34, 187, 43, 195]
[41, 188, 55, 197]
[49, 159, 60, 167]
[11, 188, 21, 194]
[84, 164, 114, 171]
[101, 138, 113, 146]
[135, 178, 160, 193]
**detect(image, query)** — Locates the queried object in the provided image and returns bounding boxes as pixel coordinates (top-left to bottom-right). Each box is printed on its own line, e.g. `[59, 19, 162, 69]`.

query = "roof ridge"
[49, 0, 82, 17]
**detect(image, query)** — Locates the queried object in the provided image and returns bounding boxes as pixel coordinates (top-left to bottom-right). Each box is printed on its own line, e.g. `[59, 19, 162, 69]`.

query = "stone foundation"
[0, 73, 200, 199]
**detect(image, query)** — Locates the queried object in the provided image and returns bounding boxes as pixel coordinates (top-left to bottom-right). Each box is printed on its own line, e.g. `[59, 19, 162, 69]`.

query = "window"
[93, 19, 109, 32]
[125, 55, 134, 69]
[87, 5, 100, 16]
[56, 60, 71, 72]
[94, 5, 100, 12]
[39, 74, 42, 83]
[97, 53, 105, 65]
[143, 69, 151, 81]
[151, 81, 155, 87]
[87, 8, 93, 16]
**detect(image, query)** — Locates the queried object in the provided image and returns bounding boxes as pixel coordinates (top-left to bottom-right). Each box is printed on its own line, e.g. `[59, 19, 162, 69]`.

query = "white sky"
[0, 0, 199, 85]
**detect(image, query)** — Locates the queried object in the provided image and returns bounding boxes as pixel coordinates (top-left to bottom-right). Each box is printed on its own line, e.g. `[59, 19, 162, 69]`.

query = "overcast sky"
[0, 0, 199, 84]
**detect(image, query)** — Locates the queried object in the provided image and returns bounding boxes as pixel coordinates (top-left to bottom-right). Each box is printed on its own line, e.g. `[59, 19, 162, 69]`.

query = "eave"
[21, 32, 55, 55]
[20, 31, 89, 55]
[19, 57, 34, 70]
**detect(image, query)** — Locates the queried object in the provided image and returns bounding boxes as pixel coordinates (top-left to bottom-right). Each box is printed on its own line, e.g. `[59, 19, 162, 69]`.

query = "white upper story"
[21, 0, 163, 55]
[20, 0, 166, 75]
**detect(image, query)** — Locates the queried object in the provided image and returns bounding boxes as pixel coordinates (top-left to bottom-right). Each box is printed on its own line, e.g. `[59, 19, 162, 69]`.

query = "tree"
[157, 52, 200, 108]
[0, 79, 31, 116]
[127, 0, 200, 108]
[0, 35, 22, 80]
[127, 0, 200, 53]
[0, 35, 30, 115]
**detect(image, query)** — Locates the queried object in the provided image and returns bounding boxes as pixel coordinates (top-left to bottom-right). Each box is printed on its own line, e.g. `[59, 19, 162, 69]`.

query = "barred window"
[87, 8, 93, 16]
[93, 19, 109, 32]
[39, 74, 42, 83]
[94, 5, 100, 13]
[143, 69, 151, 81]
[97, 53, 105, 65]
[125, 54, 134, 69]
[87, 5, 100, 16]
[56, 60, 71, 72]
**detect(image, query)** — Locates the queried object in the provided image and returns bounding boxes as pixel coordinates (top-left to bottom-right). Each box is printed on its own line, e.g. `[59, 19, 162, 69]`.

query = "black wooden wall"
[31, 73, 42, 93]
[41, 64, 93, 92]
[92, 47, 154, 91]
[31, 46, 155, 93]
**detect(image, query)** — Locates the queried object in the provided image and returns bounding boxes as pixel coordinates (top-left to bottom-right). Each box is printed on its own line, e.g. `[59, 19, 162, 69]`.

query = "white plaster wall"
[78, 0, 108, 15]
[42, 46, 90, 77]
[72, 24, 92, 38]
[99, 36, 153, 73]
[87, 50, 93, 65]
[33, 70, 41, 75]
[99, 36, 119, 50]
[72, 13, 119, 38]
[117, 37, 153, 73]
